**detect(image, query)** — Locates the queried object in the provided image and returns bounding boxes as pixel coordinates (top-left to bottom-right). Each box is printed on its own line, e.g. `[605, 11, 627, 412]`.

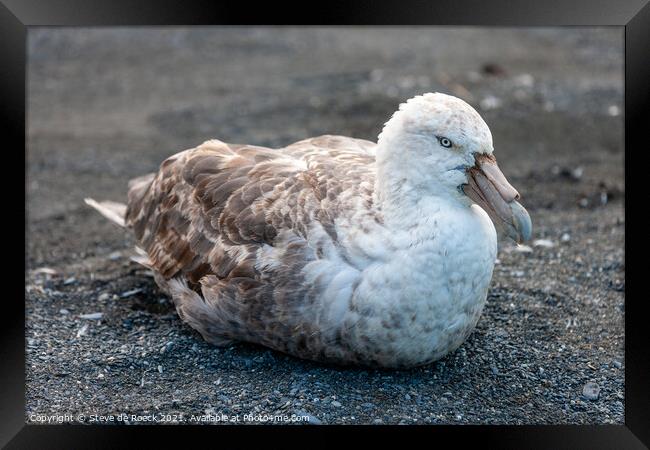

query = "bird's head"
[377, 92, 531, 243]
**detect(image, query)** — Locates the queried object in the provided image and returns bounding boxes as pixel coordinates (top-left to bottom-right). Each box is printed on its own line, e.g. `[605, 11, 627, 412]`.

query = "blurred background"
[26, 28, 624, 425]
[27, 27, 623, 220]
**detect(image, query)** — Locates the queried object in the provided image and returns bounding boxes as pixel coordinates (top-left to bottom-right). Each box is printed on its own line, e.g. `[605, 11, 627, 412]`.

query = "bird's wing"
[124, 136, 377, 288]
[124, 136, 378, 351]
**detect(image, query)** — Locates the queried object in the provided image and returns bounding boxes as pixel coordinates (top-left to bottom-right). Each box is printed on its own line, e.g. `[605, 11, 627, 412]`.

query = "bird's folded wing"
[123, 136, 376, 288]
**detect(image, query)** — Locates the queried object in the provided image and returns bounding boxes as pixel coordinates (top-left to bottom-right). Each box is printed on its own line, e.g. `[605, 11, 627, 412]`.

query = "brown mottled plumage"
[124, 136, 380, 362]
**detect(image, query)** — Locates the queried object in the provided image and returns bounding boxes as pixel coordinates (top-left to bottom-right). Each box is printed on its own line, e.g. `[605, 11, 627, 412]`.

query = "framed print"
[3, 0, 648, 448]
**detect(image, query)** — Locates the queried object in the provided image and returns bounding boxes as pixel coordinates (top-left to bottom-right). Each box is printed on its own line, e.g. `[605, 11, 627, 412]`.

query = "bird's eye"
[438, 137, 452, 148]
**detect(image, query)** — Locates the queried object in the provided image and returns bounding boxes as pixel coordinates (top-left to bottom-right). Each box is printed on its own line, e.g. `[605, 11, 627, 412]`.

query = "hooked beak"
[462, 153, 532, 243]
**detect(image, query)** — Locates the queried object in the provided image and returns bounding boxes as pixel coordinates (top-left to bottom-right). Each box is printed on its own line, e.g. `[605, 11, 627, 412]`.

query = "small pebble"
[331, 401, 342, 407]
[59, 308, 70, 315]
[32, 267, 58, 276]
[479, 95, 502, 110]
[612, 360, 622, 369]
[160, 341, 174, 354]
[120, 288, 143, 298]
[79, 312, 103, 320]
[481, 63, 506, 76]
[571, 167, 584, 180]
[582, 382, 600, 401]
[533, 239, 555, 248]
[560, 233, 571, 242]
[513, 73, 534, 87]
[98, 292, 111, 301]
[513, 244, 533, 253]
[76, 324, 89, 338]
[63, 277, 76, 285]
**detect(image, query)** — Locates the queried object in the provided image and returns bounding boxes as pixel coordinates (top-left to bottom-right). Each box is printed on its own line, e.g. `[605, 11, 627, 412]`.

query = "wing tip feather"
[84, 197, 126, 227]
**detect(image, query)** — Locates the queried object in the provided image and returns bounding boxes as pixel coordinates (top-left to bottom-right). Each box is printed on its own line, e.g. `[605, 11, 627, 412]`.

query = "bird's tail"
[84, 198, 127, 228]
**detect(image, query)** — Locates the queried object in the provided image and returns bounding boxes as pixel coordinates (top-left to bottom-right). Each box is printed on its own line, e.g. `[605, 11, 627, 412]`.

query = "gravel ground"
[26, 27, 624, 425]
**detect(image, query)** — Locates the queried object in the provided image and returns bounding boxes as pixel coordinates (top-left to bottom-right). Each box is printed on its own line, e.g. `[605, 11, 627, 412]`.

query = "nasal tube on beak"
[463, 153, 532, 243]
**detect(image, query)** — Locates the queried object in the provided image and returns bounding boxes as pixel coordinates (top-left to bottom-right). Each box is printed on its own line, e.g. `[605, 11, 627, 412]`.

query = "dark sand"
[26, 27, 624, 424]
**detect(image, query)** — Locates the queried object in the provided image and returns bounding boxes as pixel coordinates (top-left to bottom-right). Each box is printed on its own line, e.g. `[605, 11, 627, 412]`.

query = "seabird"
[87, 92, 531, 368]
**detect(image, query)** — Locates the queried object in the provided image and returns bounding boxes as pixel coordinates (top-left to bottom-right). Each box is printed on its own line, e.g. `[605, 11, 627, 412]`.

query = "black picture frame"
[4, 0, 648, 448]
